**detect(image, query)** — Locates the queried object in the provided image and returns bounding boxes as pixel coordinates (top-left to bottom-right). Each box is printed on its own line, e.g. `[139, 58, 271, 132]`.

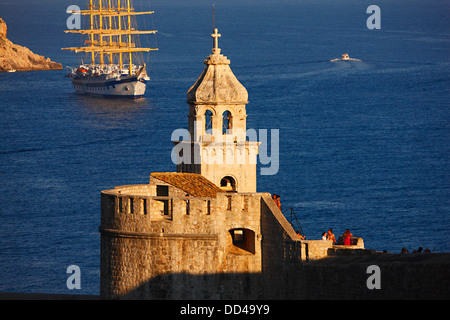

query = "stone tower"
[99, 28, 304, 300]
[174, 28, 260, 193]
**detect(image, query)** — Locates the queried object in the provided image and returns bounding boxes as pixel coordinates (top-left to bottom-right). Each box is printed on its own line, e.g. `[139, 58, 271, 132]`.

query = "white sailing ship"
[62, 0, 157, 98]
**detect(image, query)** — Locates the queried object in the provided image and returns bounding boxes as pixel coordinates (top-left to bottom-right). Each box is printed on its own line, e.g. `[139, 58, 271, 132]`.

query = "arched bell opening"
[220, 176, 236, 192]
[222, 110, 232, 134]
[204, 109, 213, 134]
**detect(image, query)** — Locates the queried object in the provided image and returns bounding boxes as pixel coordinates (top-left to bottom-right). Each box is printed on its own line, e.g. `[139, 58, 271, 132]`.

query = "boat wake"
[330, 53, 362, 62]
[330, 58, 362, 62]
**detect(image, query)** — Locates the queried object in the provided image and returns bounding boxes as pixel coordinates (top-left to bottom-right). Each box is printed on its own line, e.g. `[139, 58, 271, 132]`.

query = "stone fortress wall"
[100, 173, 301, 299]
[100, 174, 449, 300]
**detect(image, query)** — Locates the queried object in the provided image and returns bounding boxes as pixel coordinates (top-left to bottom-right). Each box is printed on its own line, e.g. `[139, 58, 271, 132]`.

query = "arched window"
[205, 110, 213, 134]
[222, 111, 232, 134]
[220, 176, 236, 192]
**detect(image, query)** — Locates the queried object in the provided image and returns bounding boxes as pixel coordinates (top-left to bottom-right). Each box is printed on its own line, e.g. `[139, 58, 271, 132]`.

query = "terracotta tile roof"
[150, 172, 222, 198]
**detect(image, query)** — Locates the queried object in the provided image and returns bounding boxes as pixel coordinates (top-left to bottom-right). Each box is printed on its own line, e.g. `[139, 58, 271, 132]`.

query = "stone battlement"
[101, 179, 266, 234]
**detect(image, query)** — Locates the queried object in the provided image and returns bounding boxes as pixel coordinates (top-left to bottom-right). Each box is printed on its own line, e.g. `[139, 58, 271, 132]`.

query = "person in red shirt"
[343, 229, 353, 245]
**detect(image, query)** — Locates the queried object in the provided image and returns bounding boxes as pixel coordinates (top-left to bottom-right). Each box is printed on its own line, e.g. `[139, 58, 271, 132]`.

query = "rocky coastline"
[0, 17, 62, 72]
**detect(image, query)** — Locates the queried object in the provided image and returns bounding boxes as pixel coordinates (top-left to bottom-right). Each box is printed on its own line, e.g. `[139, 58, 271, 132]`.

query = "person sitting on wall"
[272, 194, 281, 210]
[327, 228, 336, 244]
[296, 230, 305, 240]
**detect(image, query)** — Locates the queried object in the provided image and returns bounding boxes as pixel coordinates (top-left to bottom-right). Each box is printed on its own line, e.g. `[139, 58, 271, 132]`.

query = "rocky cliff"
[0, 17, 62, 72]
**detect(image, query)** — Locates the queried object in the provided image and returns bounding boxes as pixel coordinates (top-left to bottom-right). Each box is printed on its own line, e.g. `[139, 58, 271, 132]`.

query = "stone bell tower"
[174, 28, 260, 193]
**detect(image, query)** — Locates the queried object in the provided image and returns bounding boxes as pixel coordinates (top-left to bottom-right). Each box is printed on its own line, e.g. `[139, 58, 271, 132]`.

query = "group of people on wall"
[272, 193, 354, 245]
[322, 228, 353, 245]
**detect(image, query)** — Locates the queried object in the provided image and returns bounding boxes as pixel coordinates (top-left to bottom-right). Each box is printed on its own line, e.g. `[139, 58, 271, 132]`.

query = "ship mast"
[127, 0, 132, 75]
[108, 0, 113, 66]
[62, 0, 158, 73]
[118, 0, 123, 70]
[90, 0, 95, 65]
[99, 0, 104, 66]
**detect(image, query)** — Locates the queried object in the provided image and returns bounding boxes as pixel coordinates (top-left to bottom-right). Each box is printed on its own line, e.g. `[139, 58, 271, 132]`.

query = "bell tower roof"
[187, 28, 248, 105]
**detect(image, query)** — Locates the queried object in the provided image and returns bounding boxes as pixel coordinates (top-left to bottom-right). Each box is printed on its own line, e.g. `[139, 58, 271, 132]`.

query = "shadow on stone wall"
[111, 253, 450, 300]
[117, 272, 268, 300]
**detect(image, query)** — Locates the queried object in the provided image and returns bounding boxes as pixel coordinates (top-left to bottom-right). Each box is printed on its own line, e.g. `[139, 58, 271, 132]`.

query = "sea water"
[0, 0, 448, 295]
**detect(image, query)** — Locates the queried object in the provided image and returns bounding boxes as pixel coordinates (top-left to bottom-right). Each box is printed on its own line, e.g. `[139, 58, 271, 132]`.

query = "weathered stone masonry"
[100, 173, 303, 299]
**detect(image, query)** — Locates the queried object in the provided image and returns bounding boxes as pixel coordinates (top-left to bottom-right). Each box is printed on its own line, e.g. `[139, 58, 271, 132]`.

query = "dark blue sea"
[0, 0, 449, 295]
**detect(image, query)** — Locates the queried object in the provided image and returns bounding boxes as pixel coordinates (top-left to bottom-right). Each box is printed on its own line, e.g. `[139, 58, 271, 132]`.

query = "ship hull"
[71, 77, 146, 98]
